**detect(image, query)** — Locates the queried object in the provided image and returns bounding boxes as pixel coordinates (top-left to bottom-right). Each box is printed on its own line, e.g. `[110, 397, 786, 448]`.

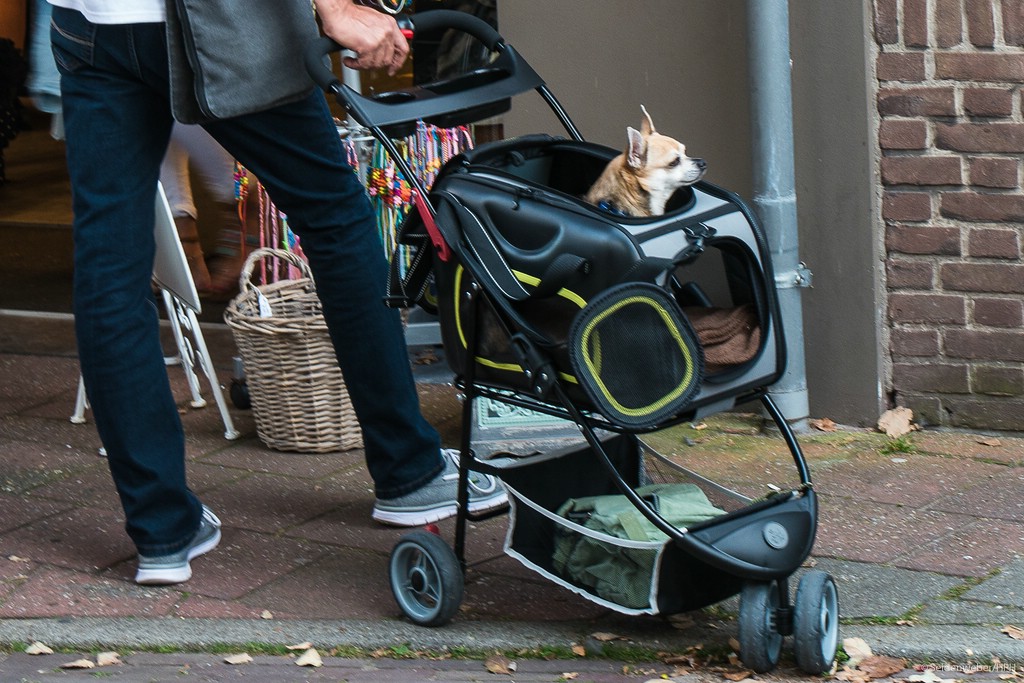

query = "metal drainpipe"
[747, 0, 811, 430]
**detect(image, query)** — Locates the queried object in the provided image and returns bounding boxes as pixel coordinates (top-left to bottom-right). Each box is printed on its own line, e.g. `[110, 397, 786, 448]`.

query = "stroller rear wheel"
[389, 530, 464, 626]
[793, 570, 840, 674]
[738, 580, 784, 673]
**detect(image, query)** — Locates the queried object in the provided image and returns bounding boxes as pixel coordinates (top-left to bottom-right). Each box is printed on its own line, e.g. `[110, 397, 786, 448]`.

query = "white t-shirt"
[48, 0, 166, 24]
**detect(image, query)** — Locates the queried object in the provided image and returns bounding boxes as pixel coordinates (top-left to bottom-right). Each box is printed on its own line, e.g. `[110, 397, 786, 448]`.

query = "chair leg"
[183, 306, 241, 440]
[70, 375, 89, 424]
[161, 288, 206, 409]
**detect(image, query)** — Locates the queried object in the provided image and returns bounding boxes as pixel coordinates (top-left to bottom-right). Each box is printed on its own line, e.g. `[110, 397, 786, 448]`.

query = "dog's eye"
[668, 157, 682, 168]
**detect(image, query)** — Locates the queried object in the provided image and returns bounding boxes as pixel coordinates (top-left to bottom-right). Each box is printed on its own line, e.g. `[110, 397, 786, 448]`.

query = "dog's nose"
[695, 158, 707, 170]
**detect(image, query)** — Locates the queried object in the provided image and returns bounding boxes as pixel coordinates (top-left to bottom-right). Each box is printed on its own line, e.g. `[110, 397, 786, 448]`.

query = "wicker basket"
[224, 248, 362, 453]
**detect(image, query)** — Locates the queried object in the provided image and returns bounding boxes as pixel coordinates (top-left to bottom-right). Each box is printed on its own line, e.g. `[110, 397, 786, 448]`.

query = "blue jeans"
[51, 8, 442, 555]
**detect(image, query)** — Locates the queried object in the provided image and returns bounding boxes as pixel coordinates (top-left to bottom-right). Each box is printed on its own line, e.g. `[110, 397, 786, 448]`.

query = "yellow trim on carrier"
[577, 294, 697, 418]
[453, 265, 582, 383]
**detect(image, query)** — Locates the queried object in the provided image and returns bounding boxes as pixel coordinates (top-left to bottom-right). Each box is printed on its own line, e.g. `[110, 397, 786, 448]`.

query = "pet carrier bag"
[389, 134, 783, 427]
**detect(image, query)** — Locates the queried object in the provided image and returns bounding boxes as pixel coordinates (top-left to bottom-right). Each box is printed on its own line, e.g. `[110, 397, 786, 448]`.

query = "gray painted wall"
[498, 1, 751, 195]
[498, 1, 882, 425]
[789, 1, 883, 426]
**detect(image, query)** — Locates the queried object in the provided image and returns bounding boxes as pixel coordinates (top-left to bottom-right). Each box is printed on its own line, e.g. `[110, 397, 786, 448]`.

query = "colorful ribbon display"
[240, 121, 473, 285]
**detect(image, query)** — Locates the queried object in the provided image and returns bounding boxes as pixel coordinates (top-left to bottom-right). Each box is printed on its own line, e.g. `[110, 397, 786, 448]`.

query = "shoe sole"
[372, 492, 509, 527]
[134, 528, 222, 585]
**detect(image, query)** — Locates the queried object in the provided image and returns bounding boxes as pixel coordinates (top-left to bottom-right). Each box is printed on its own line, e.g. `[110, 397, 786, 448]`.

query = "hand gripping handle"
[304, 10, 502, 93]
[303, 10, 542, 131]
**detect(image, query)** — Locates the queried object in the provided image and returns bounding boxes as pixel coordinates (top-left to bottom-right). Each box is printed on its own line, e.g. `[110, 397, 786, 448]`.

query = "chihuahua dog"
[584, 106, 706, 217]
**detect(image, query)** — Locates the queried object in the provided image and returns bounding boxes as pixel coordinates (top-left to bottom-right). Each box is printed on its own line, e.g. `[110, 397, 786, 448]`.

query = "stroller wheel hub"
[409, 567, 428, 592]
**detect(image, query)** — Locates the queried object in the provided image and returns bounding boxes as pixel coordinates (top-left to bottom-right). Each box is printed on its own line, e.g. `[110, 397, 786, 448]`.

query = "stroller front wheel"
[793, 570, 840, 674]
[738, 580, 784, 673]
[389, 530, 464, 627]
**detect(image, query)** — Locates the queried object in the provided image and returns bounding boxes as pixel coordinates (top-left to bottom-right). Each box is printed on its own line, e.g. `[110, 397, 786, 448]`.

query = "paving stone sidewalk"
[1, 321, 1024, 673]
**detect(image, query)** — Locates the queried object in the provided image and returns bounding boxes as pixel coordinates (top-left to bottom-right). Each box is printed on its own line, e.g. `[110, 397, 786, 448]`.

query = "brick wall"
[875, 0, 1024, 430]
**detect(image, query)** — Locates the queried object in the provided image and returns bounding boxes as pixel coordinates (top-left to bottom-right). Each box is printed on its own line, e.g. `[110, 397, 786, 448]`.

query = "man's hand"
[315, 0, 409, 75]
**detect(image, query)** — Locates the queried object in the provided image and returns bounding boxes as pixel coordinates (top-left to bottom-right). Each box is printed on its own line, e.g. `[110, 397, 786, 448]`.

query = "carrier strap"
[413, 189, 451, 262]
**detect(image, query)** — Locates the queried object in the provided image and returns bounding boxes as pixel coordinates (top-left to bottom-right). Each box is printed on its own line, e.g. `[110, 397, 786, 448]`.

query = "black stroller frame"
[306, 10, 838, 674]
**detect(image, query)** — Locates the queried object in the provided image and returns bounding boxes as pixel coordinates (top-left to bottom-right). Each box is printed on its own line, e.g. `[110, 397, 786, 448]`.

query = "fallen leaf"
[896, 619, 915, 626]
[287, 642, 314, 650]
[224, 653, 253, 665]
[295, 648, 323, 668]
[729, 637, 741, 652]
[562, 674, 579, 681]
[1003, 625, 1024, 640]
[25, 642, 53, 655]
[811, 417, 837, 432]
[692, 422, 708, 431]
[908, 669, 957, 683]
[843, 637, 873, 667]
[414, 349, 439, 365]
[96, 651, 122, 667]
[484, 653, 515, 674]
[978, 438, 1002, 447]
[61, 659, 95, 669]
[859, 655, 906, 679]
[572, 644, 586, 657]
[590, 632, 626, 642]
[7, 555, 29, 563]
[835, 666, 871, 683]
[724, 670, 753, 681]
[260, 610, 273, 619]
[877, 407, 915, 437]
[667, 613, 696, 630]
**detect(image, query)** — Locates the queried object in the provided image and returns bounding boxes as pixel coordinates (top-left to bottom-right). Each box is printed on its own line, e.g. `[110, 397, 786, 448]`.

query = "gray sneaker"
[372, 449, 508, 526]
[135, 505, 221, 585]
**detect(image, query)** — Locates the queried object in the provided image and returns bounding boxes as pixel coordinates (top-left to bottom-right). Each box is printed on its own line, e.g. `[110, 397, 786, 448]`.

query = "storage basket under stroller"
[305, 9, 838, 675]
[496, 433, 816, 615]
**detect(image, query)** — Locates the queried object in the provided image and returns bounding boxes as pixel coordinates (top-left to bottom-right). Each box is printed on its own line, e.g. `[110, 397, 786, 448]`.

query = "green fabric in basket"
[552, 483, 724, 609]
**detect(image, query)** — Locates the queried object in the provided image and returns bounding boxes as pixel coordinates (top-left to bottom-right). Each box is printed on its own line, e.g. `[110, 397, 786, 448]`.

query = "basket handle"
[238, 248, 314, 294]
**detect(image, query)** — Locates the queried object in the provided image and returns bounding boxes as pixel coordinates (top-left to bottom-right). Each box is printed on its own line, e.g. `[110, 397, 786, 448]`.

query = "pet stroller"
[306, 10, 838, 674]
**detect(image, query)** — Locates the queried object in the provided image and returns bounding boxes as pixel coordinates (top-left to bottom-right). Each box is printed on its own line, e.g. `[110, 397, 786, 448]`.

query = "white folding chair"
[71, 183, 241, 440]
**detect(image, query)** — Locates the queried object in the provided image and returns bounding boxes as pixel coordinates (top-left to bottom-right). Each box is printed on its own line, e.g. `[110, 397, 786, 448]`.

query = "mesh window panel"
[569, 283, 704, 429]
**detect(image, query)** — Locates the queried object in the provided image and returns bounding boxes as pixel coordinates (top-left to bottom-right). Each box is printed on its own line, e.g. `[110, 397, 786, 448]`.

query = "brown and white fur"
[584, 106, 706, 217]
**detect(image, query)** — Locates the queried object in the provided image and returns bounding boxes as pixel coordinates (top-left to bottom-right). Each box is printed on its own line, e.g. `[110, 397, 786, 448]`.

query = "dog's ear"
[626, 126, 647, 169]
[640, 105, 656, 136]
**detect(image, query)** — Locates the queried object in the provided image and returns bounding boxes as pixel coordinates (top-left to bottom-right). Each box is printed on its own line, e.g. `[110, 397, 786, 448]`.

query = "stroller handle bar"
[304, 10, 545, 131]
[405, 9, 503, 49]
